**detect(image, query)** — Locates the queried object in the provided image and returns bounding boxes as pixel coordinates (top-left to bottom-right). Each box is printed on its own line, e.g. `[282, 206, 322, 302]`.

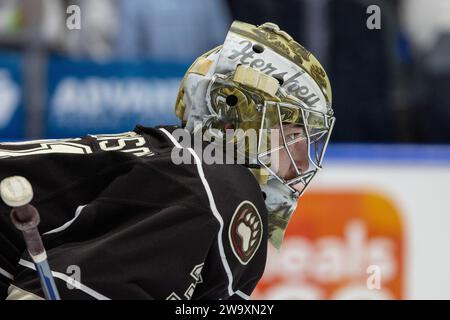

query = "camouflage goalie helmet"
[175, 21, 335, 249]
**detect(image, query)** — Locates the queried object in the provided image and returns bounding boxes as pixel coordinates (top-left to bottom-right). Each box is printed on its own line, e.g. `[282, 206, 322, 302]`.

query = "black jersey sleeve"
[0, 134, 146, 298]
[1, 126, 269, 300]
[2, 147, 221, 299]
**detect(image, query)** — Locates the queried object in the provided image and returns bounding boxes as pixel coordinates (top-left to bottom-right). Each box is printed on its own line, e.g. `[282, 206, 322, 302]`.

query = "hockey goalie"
[0, 21, 335, 300]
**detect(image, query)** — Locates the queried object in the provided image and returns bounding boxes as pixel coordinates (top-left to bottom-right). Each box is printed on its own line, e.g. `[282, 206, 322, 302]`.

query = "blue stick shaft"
[35, 261, 61, 300]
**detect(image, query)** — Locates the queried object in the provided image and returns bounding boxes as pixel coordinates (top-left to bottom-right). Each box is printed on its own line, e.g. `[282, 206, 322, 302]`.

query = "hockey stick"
[0, 176, 61, 300]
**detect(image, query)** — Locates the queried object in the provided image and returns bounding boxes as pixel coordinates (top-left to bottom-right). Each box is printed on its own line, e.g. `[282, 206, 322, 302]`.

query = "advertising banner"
[47, 56, 189, 138]
[254, 145, 450, 299]
[0, 53, 24, 140]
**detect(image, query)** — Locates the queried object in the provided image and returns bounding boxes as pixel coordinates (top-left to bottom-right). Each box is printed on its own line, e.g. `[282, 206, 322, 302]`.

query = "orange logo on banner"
[252, 191, 404, 299]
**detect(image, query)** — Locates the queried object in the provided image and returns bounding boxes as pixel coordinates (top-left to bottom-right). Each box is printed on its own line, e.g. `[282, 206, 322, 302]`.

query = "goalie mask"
[175, 21, 335, 249]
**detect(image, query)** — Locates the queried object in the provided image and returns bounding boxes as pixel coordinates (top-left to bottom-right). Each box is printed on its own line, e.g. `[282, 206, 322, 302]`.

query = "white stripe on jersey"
[0, 266, 14, 280]
[159, 128, 250, 300]
[18, 259, 110, 300]
[44, 205, 87, 235]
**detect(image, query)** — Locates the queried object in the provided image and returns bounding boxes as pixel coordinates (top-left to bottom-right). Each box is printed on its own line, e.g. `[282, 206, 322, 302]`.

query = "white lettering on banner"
[260, 220, 396, 299]
[0, 70, 20, 128]
[50, 77, 181, 127]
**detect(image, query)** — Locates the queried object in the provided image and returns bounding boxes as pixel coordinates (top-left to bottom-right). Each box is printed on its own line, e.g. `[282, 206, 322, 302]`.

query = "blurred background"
[0, 0, 449, 299]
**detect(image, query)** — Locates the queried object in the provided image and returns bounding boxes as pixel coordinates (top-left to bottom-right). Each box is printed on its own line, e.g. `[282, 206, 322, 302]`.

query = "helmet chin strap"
[257, 174, 299, 250]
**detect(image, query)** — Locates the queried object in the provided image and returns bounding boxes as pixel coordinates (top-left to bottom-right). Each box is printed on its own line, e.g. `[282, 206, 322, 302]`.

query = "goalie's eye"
[283, 124, 306, 143]
[287, 132, 303, 142]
